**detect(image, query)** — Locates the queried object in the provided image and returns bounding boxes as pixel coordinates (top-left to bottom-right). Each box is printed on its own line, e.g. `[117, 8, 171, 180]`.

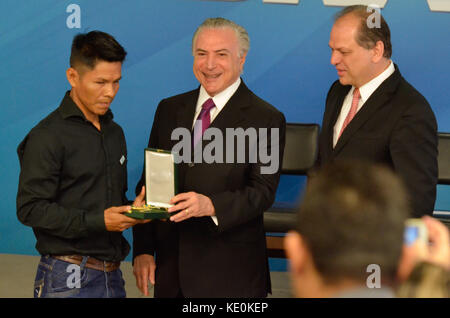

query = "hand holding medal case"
[127, 148, 178, 219]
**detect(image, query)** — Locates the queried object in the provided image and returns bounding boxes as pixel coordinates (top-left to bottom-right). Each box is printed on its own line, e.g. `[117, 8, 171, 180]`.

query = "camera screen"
[404, 226, 419, 245]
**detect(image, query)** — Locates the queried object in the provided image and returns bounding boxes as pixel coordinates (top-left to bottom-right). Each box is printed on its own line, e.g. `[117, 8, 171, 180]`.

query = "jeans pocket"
[34, 278, 44, 298]
[44, 260, 89, 297]
[34, 259, 50, 298]
[108, 269, 126, 298]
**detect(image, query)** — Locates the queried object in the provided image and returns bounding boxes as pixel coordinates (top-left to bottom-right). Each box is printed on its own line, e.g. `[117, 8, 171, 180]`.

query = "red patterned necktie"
[338, 87, 360, 140]
[193, 98, 216, 146]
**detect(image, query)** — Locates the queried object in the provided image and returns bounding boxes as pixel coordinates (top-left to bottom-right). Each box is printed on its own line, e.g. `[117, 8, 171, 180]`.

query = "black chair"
[437, 132, 450, 185]
[264, 123, 320, 257]
[433, 132, 450, 229]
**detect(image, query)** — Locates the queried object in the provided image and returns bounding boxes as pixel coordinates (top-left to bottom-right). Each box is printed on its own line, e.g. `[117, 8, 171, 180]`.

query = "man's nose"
[330, 51, 340, 66]
[104, 83, 116, 98]
[206, 55, 216, 69]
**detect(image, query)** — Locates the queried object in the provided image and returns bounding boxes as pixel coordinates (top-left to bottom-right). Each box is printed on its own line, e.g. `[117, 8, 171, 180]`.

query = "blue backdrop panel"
[1, 1, 449, 267]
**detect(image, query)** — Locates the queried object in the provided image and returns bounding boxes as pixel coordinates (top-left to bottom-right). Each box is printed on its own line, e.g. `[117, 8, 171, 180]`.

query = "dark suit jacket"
[318, 65, 438, 217]
[133, 80, 286, 297]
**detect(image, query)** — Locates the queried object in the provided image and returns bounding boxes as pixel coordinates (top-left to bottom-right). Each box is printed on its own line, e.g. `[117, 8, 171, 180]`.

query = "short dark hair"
[335, 5, 392, 58]
[296, 160, 408, 285]
[70, 31, 127, 69]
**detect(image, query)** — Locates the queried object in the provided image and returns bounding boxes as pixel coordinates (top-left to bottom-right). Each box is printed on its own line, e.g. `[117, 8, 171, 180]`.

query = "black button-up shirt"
[17, 91, 130, 262]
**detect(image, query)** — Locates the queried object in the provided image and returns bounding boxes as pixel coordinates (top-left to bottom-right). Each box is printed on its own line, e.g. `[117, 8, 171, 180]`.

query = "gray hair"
[192, 17, 250, 57]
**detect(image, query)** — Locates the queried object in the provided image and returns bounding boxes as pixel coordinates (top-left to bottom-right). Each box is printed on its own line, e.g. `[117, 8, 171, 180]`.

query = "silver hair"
[192, 17, 250, 57]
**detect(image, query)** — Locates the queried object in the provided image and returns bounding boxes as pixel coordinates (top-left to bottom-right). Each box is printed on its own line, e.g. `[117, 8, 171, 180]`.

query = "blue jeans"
[34, 255, 126, 298]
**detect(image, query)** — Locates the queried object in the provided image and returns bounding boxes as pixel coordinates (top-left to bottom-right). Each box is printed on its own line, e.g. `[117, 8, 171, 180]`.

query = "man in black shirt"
[16, 31, 147, 298]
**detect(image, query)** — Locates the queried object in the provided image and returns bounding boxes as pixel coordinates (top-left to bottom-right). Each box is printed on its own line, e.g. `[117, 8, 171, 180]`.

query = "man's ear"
[371, 40, 385, 63]
[239, 52, 247, 73]
[284, 231, 309, 274]
[66, 67, 79, 88]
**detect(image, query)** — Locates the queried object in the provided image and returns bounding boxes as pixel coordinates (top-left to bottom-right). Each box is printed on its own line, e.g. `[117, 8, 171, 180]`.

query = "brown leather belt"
[51, 255, 120, 272]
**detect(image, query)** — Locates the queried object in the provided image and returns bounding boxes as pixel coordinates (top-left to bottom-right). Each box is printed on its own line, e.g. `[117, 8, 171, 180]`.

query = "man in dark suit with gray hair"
[132, 17, 286, 298]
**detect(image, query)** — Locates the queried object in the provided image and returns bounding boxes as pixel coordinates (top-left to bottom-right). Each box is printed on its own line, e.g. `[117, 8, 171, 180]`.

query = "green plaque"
[127, 148, 178, 220]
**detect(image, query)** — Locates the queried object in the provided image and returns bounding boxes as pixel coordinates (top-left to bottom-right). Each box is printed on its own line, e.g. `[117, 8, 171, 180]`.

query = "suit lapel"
[176, 88, 199, 131]
[324, 84, 350, 156]
[333, 65, 402, 155]
[174, 88, 199, 191]
[175, 80, 251, 133]
[208, 80, 250, 131]
[176, 80, 251, 191]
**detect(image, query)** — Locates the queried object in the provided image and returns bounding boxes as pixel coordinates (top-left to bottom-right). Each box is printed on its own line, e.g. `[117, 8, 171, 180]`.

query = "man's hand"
[104, 186, 150, 231]
[422, 215, 450, 270]
[133, 186, 146, 207]
[133, 254, 156, 296]
[104, 206, 146, 231]
[398, 216, 450, 281]
[168, 191, 215, 222]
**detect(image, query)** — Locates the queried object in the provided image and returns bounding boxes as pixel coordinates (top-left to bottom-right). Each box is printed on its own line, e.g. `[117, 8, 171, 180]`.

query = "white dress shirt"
[333, 61, 395, 147]
[192, 77, 241, 225]
[192, 77, 241, 129]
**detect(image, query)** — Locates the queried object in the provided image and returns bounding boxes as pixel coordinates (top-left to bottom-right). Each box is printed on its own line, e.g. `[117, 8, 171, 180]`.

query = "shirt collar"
[58, 90, 114, 123]
[197, 77, 241, 112]
[357, 61, 395, 104]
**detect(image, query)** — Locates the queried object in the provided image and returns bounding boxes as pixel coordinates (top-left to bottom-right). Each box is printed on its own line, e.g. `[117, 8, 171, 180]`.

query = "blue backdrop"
[1, 0, 449, 265]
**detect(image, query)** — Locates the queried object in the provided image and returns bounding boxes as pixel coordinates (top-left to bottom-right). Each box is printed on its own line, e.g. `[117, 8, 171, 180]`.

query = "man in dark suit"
[132, 18, 286, 298]
[319, 5, 438, 217]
